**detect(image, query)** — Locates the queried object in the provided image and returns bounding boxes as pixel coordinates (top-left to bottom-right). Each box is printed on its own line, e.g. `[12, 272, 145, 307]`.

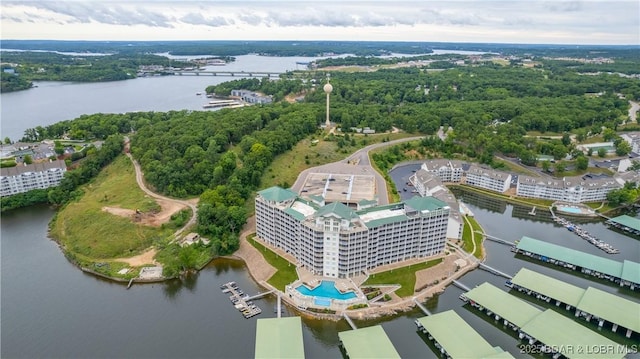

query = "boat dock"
[451, 280, 471, 292]
[203, 99, 244, 109]
[463, 282, 625, 359]
[476, 232, 515, 246]
[415, 310, 514, 359]
[553, 216, 619, 254]
[510, 268, 640, 339]
[220, 281, 262, 319]
[513, 236, 640, 290]
[339, 325, 400, 359]
[255, 317, 305, 359]
[606, 215, 640, 237]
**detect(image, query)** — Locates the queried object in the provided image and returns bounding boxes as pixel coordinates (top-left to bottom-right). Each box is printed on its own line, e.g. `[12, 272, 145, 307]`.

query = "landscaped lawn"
[247, 235, 298, 291]
[362, 258, 443, 297]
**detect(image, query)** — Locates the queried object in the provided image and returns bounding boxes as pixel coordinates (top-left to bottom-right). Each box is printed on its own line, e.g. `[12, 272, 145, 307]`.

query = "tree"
[24, 154, 33, 165]
[598, 148, 607, 158]
[3, 137, 11, 144]
[541, 160, 551, 172]
[554, 161, 566, 175]
[615, 140, 631, 156]
[575, 155, 588, 170]
[561, 132, 571, 146]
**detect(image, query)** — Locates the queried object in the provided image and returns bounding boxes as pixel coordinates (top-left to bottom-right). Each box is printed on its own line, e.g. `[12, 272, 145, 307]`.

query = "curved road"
[126, 152, 197, 239]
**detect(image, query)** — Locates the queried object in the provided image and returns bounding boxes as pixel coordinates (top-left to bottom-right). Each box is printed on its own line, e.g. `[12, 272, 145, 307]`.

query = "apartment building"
[410, 169, 463, 240]
[516, 175, 621, 203]
[255, 186, 450, 278]
[465, 165, 512, 193]
[0, 160, 67, 197]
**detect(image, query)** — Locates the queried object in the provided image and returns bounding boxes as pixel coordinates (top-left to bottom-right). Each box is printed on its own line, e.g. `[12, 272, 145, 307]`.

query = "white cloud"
[1, 1, 638, 44]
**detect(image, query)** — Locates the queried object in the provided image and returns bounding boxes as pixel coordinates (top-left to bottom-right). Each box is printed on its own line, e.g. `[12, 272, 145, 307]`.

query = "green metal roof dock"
[255, 317, 305, 359]
[511, 268, 585, 308]
[464, 282, 541, 329]
[338, 325, 400, 359]
[576, 287, 640, 337]
[510, 268, 640, 338]
[606, 215, 640, 235]
[520, 309, 625, 359]
[415, 310, 514, 359]
[515, 236, 640, 290]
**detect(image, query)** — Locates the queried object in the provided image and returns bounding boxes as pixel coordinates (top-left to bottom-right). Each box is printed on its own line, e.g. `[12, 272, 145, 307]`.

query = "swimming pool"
[295, 281, 357, 300]
[558, 206, 582, 214]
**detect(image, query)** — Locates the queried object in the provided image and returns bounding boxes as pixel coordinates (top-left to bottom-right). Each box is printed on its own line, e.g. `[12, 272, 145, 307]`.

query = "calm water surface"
[2, 56, 639, 358]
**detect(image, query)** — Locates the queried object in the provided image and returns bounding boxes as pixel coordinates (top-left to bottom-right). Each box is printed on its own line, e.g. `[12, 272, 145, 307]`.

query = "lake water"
[1, 54, 639, 358]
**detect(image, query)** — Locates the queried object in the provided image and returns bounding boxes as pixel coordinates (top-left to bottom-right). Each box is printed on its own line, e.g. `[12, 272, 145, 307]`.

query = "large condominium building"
[0, 160, 67, 197]
[465, 165, 512, 193]
[418, 159, 464, 183]
[255, 186, 450, 278]
[516, 175, 621, 203]
[410, 169, 463, 240]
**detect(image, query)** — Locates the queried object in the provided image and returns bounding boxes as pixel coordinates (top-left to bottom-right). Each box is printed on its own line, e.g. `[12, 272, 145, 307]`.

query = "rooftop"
[255, 317, 305, 359]
[516, 236, 624, 278]
[576, 287, 640, 333]
[300, 172, 376, 205]
[338, 325, 400, 359]
[608, 215, 640, 232]
[416, 310, 514, 359]
[622, 260, 640, 285]
[520, 309, 625, 359]
[464, 282, 541, 328]
[511, 268, 585, 307]
[0, 159, 67, 177]
[258, 186, 298, 203]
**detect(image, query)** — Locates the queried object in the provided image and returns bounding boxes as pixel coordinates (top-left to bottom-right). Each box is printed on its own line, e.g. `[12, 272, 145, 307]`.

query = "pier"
[528, 206, 536, 215]
[245, 289, 275, 301]
[221, 281, 263, 319]
[451, 280, 471, 292]
[413, 298, 432, 316]
[276, 293, 282, 318]
[553, 216, 619, 254]
[475, 231, 515, 246]
[477, 263, 513, 279]
[202, 99, 244, 109]
[342, 312, 357, 330]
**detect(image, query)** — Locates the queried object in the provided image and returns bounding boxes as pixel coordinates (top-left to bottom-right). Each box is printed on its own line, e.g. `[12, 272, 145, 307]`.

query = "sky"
[1, 1, 639, 45]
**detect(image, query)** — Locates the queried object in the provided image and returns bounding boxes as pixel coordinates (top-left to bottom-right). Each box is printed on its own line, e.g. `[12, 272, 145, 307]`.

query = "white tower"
[323, 74, 333, 131]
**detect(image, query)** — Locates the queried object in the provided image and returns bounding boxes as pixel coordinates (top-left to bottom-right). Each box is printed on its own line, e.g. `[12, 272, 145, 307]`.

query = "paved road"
[629, 100, 640, 123]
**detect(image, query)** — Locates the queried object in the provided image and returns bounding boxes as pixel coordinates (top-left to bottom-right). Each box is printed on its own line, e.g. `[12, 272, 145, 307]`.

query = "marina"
[254, 317, 305, 359]
[513, 236, 640, 290]
[202, 99, 245, 109]
[553, 216, 619, 254]
[338, 325, 401, 359]
[606, 215, 640, 237]
[220, 281, 263, 319]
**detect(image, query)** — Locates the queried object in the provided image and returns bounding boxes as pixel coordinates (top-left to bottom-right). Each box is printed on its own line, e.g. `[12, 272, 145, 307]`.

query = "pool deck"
[552, 201, 597, 217]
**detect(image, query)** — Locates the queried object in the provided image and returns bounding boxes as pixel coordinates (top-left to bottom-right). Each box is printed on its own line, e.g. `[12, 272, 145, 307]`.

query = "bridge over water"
[172, 70, 284, 77]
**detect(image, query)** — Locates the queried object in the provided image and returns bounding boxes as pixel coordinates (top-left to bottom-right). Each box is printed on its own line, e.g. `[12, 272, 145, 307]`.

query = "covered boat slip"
[511, 268, 640, 338]
[464, 282, 542, 328]
[463, 283, 628, 359]
[511, 267, 585, 308]
[515, 236, 640, 289]
[338, 325, 400, 359]
[415, 310, 514, 359]
[606, 215, 640, 235]
[254, 317, 305, 359]
[520, 309, 625, 359]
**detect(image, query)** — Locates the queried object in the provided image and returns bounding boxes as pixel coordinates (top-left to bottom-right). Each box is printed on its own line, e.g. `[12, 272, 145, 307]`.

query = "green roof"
[516, 236, 623, 278]
[403, 196, 448, 212]
[284, 207, 306, 221]
[622, 260, 640, 284]
[255, 317, 305, 359]
[520, 309, 624, 359]
[609, 215, 640, 231]
[364, 214, 409, 228]
[511, 268, 585, 307]
[338, 325, 400, 359]
[576, 287, 640, 333]
[258, 186, 298, 202]
[315, 201, 357, 220]
[416, 310, 514, 359]
[464, 282, 541, 328]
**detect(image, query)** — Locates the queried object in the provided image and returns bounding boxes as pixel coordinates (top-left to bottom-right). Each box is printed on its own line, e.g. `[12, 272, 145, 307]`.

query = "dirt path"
[115, 248, 158, 266]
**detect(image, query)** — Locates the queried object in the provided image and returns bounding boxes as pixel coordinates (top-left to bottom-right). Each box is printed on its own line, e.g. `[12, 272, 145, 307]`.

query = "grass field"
[247, 235, 298, 291]
[50, 155, 172, 260]
[362, 258, 444, 297]
[462, 216, 484, 259]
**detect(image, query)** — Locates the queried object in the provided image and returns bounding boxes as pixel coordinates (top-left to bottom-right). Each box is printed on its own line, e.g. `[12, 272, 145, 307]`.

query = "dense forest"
[0, 71, 32, 92]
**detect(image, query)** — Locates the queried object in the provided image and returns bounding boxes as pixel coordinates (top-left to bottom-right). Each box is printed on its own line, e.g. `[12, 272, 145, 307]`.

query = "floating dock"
[338, 325, 400, 359]
[220, 281, 262, 319]
[415, 310, 514, 359]
[255, 317, 305, 359]
[553, 216, 619, 254]
[513, 236, 640, 290]
[510, 268, 640, 338]
[462, 282, 626, 359]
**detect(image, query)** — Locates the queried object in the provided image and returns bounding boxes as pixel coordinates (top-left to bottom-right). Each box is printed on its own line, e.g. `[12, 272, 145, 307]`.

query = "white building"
[516, 175, 621, 203]
[230, 89, 273, 104]
[0, 160, 67, 196]
[410, 169, 463, 240]
[255, 186, 450, 278]
[465, 165, 511, 193]
[620, 132, 640, 154]
[418, 159, 464, 183]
